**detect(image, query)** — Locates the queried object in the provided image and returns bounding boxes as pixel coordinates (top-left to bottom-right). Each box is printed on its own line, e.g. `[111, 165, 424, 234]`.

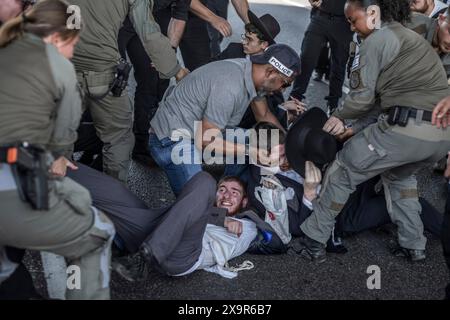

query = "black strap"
[0, 147, 9, 163]
[409, 108, 432, 122]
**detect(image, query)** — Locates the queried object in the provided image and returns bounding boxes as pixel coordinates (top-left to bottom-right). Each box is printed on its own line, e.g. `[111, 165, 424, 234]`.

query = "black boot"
[298, 235, 327, 263]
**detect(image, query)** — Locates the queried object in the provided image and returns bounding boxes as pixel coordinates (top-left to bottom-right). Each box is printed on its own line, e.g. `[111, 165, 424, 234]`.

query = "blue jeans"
[149, 133, 202, 196]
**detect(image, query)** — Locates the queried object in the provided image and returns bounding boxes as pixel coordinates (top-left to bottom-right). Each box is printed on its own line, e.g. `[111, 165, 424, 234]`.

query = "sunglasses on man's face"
[279, 75, 292, 89]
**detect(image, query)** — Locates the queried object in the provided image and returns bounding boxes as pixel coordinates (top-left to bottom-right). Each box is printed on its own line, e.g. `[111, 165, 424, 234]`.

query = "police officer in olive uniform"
[0, 0, 115, 299]
[297, 0, 450, 263]
[70, 0, 186, 183]
[290, 0, 353, 114]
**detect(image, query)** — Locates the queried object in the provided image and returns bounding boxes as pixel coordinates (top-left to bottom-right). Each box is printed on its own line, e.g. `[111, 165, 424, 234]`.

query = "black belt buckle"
[398, 107, 411, 127]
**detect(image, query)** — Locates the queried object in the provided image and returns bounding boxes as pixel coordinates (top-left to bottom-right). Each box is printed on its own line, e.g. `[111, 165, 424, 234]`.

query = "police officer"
[69, 0, 188, 183]
[290, 0, 353, 115]
[0, 0, 115, 299]
[297, 0, 450, 263]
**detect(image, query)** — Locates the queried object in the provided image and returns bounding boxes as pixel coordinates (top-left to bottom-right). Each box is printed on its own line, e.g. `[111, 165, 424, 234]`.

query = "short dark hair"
[244, 23, 266, 42]
[347, 0, 411, 24]
[253, 122, 286, 155]
[217, 176, 247, 197]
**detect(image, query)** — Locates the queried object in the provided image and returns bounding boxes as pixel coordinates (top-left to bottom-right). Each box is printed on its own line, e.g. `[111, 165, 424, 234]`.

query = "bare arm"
[230, 0, 249, 23]
[189, 0, 232, 37]
[167, 18, 186, 48]
[251, 98, 286, 132]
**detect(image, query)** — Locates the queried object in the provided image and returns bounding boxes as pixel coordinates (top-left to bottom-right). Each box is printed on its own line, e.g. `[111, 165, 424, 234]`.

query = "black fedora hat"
[248, 10, 280, 45]
[285, 108, 338, 177]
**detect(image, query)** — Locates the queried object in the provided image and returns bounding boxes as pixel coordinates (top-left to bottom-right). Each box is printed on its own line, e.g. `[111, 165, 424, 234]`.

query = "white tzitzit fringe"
[224, 260, 254, 273]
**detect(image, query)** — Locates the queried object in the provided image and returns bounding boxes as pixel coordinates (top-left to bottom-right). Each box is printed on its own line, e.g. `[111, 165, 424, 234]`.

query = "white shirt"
[174, 218, 257, 279]
[277, 169, 321, 210]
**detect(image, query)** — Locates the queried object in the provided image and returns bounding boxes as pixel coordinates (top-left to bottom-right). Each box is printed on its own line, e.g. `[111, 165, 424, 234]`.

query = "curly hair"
[347, 0, 411, 24]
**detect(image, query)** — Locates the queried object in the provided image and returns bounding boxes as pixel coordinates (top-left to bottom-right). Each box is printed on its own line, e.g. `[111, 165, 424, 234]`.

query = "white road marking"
[41, 252, 67, 300]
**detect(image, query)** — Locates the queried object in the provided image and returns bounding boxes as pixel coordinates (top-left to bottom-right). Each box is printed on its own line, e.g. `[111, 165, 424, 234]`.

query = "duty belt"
[0, 143, 49, 210]
[387, 106, 432, 127]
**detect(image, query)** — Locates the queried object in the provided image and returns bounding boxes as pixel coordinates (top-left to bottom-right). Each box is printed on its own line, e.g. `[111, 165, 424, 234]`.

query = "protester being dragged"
[70, 166, 290, 279]
[246, 109, 443, 261]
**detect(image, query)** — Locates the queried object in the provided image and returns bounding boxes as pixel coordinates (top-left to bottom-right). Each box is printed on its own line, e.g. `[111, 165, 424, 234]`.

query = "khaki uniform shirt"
[334, 21, 450, 120]
[0, 33, 82, 159]
[70, 0, 180, 79]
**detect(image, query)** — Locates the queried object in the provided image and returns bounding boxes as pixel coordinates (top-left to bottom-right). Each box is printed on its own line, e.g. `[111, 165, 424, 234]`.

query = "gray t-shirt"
[151, 58, 258, 140]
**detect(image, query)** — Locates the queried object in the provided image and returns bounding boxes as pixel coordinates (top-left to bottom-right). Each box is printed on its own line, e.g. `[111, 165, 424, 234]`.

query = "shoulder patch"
[349, 70, 362, 89]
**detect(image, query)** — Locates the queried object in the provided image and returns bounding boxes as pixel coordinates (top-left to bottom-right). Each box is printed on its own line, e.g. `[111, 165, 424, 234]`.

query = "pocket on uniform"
[53, 178, 93, 216]
[341, 132, 386, 171]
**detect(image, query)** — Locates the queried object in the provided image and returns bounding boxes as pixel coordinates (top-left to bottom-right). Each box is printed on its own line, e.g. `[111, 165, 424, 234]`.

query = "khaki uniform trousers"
[301, 115, 450, 250]
[77, 70, 134, 183]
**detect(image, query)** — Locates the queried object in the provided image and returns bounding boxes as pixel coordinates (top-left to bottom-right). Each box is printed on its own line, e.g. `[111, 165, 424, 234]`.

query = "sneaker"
[298, 235, 327, 263]
[313, 71, 324, 82]
[390, 245, 426, 262]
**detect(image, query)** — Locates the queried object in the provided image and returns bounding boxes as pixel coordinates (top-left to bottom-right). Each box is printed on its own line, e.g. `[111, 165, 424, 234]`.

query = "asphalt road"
[24, 0, 450, 300]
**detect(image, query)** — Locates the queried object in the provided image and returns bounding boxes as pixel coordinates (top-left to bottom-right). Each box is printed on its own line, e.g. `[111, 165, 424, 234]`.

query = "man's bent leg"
[141, 172, 217, 275]
[0, 179, 115, 300]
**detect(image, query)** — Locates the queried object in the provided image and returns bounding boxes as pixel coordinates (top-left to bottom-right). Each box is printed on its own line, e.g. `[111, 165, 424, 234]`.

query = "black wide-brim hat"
[248, 10, 280, 45]
[285, 108, 338, 178]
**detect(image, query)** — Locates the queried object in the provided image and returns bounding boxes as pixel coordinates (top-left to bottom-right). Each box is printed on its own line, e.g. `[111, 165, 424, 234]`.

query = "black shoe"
[298, 235, 327, 263]
[433, 157, 447, 174]
[390, 245, 426, 262]
[111, 256, 136, 282]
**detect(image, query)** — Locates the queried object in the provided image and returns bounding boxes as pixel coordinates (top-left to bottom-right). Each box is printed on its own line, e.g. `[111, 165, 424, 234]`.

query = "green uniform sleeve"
[333, 27, 401, 120]
[350, 104, 382, 134]
[46, 45, 82, 159]
[128, 0, 181, 79]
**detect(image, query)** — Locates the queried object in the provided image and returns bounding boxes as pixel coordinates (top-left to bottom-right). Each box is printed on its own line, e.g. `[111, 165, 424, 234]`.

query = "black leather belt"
[387, 106, 432, 127]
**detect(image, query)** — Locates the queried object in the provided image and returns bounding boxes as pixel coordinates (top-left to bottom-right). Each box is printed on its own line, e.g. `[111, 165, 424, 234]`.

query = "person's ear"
[242, 197, 248, 209]
[261, 41, 269, 50]
[366, 5, 381, 30]
[438, 13, 446, 26]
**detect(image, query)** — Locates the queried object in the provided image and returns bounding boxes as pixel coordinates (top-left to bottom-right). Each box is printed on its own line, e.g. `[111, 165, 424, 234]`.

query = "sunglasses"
[280, 76, 292, 89]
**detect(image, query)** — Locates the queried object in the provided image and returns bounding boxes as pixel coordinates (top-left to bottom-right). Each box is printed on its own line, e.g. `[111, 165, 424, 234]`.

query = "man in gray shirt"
[149, 44, 301, 195]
